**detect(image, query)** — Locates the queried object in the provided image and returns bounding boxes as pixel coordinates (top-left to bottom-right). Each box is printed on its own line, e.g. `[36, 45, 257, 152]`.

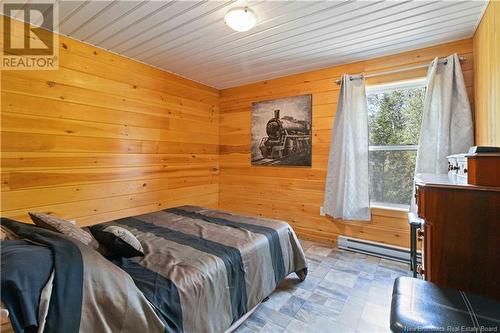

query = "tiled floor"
[236, 239, 410, 333]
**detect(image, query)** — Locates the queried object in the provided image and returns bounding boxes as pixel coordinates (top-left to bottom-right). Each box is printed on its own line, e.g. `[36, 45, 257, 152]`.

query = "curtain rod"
[334, 55, 465, 85]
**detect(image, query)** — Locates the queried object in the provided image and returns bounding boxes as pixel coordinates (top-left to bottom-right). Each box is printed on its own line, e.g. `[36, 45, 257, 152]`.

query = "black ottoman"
[390, 277, 500, 333]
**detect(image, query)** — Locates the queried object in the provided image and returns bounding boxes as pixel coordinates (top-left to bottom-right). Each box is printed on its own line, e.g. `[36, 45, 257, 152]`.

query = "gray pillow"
[28, 212, 99, 250]
[89, 225, 144, 257]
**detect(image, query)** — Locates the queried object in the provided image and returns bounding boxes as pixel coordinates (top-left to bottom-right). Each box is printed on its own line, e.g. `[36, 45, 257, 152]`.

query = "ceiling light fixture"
[224, 7, 257, 32]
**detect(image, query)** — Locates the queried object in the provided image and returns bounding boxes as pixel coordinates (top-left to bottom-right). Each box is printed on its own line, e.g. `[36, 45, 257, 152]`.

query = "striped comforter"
[104, 205, 308, 333]
[1, 206, 307, 333]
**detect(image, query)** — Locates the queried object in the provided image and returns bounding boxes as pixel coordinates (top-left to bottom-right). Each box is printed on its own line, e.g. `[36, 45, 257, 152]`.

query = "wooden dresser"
[415, 173, 500, 300]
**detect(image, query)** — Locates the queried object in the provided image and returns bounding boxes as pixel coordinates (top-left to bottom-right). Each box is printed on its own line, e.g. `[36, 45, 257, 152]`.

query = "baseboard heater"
[337, 236, 421, 264]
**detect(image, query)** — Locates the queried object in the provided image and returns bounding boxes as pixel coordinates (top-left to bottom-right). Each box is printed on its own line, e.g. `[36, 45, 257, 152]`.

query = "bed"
[1, 205, 308, 333]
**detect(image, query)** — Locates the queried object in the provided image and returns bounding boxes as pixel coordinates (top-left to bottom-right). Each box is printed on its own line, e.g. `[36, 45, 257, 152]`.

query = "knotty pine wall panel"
[1, 32, 219, 225]
[219, 39, 475, 247]
[474, 1, 500, 146]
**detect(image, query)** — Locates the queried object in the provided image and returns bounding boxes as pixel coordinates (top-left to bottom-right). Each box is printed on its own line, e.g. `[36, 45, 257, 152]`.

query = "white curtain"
[411, 53, 474, 209]
[323, 74, 370, 221]
[415, 54, 474, 174]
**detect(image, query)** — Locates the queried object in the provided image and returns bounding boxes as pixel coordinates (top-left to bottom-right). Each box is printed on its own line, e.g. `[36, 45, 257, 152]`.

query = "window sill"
[370, 202, 409, 212]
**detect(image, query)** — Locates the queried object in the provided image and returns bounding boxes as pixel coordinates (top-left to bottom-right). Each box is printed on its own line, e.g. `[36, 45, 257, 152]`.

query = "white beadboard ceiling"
[4, 0, 489, 89]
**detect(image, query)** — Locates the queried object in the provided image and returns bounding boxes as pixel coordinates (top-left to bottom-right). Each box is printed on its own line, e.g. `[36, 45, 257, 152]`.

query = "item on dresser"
[447, 150, 500, 187]
[466, 152, 500, 187]
[446, 153, 468, 184]
[468, 146, 500, 154]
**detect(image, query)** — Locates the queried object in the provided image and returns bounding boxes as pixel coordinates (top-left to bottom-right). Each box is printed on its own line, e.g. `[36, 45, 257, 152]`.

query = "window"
[367, 79, 426, 208]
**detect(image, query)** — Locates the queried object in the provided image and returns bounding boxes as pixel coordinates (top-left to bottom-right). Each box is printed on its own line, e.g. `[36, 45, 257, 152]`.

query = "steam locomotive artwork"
[259, 109, 311, 159]
[252, 95, 312, 166]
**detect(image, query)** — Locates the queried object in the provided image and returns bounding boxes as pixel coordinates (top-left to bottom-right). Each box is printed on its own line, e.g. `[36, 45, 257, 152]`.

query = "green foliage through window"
[367, 85, 425, 206]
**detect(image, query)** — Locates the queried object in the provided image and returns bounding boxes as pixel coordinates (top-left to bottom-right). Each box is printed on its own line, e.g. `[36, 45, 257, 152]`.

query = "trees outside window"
[367, 79, 426, 207]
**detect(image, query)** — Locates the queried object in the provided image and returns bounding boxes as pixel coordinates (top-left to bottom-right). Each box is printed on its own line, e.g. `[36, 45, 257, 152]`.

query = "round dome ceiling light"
[224, 7, 257, 32]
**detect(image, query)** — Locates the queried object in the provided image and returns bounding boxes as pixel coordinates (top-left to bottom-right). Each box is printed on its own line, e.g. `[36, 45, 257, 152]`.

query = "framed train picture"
[251, 94, 312, 166]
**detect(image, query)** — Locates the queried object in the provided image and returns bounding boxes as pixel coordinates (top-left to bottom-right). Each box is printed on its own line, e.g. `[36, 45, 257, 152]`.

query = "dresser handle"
[417, 229, 424, 240]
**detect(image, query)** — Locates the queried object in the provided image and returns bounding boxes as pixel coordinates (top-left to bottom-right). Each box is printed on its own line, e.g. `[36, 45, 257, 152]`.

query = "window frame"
[366, 78, 427, 210]
[366, 78, 426, 95]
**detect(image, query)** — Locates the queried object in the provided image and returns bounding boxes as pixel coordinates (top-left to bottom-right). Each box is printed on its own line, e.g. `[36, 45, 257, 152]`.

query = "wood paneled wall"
[1, 18, 481, 248]
[219, 39, 475, 247]
[474, 1, 500, 146]
[1, 29, 220, 225]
